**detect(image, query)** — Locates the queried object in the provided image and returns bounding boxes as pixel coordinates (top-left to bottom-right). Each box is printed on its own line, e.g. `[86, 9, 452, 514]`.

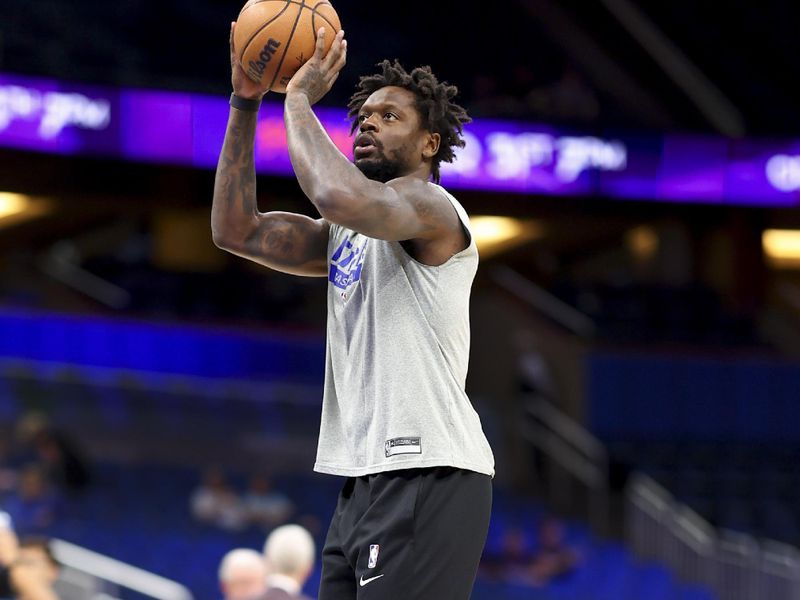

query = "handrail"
[490, 266, 597, 338]
[626, 473, 800, 599]
[672, 505, 714, 554]
[51, 539, 193, 600]
[523, 394, 609, 533]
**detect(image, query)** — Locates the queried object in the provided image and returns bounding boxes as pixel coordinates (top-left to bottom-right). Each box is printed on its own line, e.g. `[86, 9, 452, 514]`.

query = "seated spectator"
[480, 527, 535, 581]
[0, 512, 59, 600]
[15, 538, 60, 590]
[190, 467, 247, 532]
[528, 516, 581, 586]
[243, 476, 293, 530]
[0, 440, 17, 496]
[262, 525, 315, 600]
[3, 466, 59, 532]
[32, 430, 90, 494]
[480, 517, 581, 587]
[218, 549, 267, 600]
[13, 413, 90, 493]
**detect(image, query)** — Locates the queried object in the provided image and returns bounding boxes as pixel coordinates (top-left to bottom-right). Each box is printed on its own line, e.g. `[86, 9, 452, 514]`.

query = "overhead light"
[0, 192, 51, 227]
[471, 216, 543, 258]
[625, 225, 659, 262]
[763, 229, 800, 267]
[0, 193, 29, 219]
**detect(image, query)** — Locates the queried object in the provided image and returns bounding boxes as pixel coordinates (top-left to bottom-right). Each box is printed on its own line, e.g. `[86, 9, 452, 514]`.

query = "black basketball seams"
[266, 0, 306, 91]
[239, 1, 294, 65]
[237, 0, 339, 89]
[311, 4, 338, 33]
[241, 0, 332, 12]
[311, 10, 317, 41]
[239, 0, 337, 37]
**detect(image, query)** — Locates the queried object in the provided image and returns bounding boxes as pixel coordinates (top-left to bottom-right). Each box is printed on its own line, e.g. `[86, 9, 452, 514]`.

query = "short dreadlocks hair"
[347, 59, 472, 184]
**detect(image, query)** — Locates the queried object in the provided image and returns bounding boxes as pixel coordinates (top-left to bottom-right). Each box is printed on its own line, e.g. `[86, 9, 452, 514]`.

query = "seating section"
[611, 441, 800, 547]
[554, 283, 759, 346]
[2, 461, 716, 600]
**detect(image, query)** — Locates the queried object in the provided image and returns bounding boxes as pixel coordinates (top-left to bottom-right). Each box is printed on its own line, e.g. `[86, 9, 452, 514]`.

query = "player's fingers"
[314, 27, 327, 60]
[330, 40, 346, 74]
[230, 22, 237, 63]
[322, 30, 345, 69]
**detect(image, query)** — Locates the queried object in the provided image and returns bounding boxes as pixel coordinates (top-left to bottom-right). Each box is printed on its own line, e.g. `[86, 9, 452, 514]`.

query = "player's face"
[353, 86, 429, 182]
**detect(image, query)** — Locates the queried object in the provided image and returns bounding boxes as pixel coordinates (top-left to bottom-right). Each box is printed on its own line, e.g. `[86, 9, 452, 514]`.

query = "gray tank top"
[313, 183, 495, 478]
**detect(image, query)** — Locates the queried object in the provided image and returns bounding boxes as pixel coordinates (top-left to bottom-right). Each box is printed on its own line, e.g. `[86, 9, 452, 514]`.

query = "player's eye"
[384, 113, 398, 121]
[358, 114, 369, 123]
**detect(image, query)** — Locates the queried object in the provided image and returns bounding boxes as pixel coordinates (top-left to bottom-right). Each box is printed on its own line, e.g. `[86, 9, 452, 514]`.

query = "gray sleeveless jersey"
[313, 183, 495, 478]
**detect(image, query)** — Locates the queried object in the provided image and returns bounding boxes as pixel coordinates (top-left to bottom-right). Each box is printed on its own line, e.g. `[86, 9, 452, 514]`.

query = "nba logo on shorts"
[368, 544, 380, 569]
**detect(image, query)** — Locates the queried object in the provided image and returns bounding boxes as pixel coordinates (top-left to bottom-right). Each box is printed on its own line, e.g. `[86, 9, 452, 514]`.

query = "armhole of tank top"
[327, 221, 338, 256]
[430, 183, 475, 256]
[393, 184, 475, 269]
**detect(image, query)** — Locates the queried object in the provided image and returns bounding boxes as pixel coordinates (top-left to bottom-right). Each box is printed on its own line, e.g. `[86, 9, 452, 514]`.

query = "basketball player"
[212, 24, 495, 600]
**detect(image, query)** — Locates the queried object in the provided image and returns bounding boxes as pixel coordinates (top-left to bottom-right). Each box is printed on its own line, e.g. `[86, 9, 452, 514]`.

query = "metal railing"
[523, 394, 610, 534]
[491, 266, 596, 338]
[491, 266, 607, 532]
[626, 473, 800, 600]
[51, 539, 193, 600]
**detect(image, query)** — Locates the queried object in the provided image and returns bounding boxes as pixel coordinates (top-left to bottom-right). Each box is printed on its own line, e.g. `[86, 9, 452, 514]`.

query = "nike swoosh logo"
[359, 574, 385, 587]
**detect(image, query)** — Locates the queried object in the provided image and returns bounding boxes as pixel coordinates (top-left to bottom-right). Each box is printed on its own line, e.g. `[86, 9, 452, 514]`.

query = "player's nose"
[359, 115, 379, 133]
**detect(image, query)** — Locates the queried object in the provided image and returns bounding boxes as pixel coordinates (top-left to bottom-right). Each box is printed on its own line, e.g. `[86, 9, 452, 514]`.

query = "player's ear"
[422, 132, 440, 160]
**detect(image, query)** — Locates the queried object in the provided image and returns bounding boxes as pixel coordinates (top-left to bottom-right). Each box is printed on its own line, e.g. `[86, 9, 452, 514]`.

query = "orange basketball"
[234, 0, 341, 94]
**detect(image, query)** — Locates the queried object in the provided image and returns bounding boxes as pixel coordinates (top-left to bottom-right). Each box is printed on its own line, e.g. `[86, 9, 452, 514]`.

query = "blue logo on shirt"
[329, 238, 366, 291]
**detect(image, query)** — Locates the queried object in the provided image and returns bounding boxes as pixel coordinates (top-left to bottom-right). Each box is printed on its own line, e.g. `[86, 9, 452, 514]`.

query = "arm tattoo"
[212, 108, 328, 272]
[211, 108, 258, 240]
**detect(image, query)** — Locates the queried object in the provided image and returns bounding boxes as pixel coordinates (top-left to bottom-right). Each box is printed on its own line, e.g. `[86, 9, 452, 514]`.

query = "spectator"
[243, 476, 293, 530]
[15, 539, 60, 590]
[31, 431, 90, 494]
[190, 467, 246, 532]
[528, 516, 581, 586]
[0, 511, 58, 600]
[13, 414, 90, 493]
[0, 439, 17, 496]
[479, 526, 535, 581]
[4, 467, 59, 532]
[218, 549, 267, 600]
[480, 517, 581, 587]
[262, 525, 315, 600]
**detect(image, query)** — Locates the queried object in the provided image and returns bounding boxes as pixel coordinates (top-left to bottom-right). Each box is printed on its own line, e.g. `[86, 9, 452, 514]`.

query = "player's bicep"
[327, 179, 451, 242]
[241, 213, 329, 277]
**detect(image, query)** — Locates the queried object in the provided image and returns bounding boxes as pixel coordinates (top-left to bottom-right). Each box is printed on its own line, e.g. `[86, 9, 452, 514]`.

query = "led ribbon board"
[1, 72, 800, 205]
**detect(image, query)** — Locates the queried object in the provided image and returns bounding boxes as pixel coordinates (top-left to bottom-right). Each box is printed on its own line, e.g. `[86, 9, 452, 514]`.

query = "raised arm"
[211, 22, 329, 277]
[283, 30, 464, 247]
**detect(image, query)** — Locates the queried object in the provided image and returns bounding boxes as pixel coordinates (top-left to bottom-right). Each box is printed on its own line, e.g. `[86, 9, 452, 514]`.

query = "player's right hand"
[230, 21, 269, 100]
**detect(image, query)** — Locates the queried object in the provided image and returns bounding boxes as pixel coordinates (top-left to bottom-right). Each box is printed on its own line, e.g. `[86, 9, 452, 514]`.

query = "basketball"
[234, 0, 341, 93]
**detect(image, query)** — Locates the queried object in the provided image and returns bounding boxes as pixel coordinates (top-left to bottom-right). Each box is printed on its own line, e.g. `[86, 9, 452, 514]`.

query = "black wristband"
[229, 93, 262, 112]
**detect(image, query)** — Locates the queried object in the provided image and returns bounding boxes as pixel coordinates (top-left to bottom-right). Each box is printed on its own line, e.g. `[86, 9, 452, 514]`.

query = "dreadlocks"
[347, 59, 471, 184]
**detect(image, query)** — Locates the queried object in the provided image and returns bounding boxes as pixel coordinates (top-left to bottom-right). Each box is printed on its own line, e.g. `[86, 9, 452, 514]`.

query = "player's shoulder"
[386, 177, 454, 213]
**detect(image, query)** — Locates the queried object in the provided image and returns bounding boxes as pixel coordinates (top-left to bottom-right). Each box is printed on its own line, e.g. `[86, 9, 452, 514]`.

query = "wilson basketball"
[234, 0, 341, 93]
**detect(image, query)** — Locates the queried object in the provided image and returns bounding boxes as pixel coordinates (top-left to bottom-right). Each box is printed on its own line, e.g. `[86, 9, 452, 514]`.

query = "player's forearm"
[211, 107, 260, 248]
[284, 92, 379, 220]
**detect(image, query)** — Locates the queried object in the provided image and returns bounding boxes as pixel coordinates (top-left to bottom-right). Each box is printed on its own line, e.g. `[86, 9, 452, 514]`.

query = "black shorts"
[318, 466, 492, 600]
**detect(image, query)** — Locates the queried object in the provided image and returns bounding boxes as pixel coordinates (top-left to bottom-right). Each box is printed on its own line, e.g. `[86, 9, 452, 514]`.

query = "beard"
[355, 155, 404, 183]
[353, 139, 408, 183]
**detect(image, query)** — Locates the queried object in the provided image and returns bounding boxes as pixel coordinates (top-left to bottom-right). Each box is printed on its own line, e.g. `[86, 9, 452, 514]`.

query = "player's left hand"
[286, 27, 347, 105]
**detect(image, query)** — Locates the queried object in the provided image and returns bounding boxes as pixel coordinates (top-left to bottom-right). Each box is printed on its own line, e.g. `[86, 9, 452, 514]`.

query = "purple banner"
[2, 72, 800, 206]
